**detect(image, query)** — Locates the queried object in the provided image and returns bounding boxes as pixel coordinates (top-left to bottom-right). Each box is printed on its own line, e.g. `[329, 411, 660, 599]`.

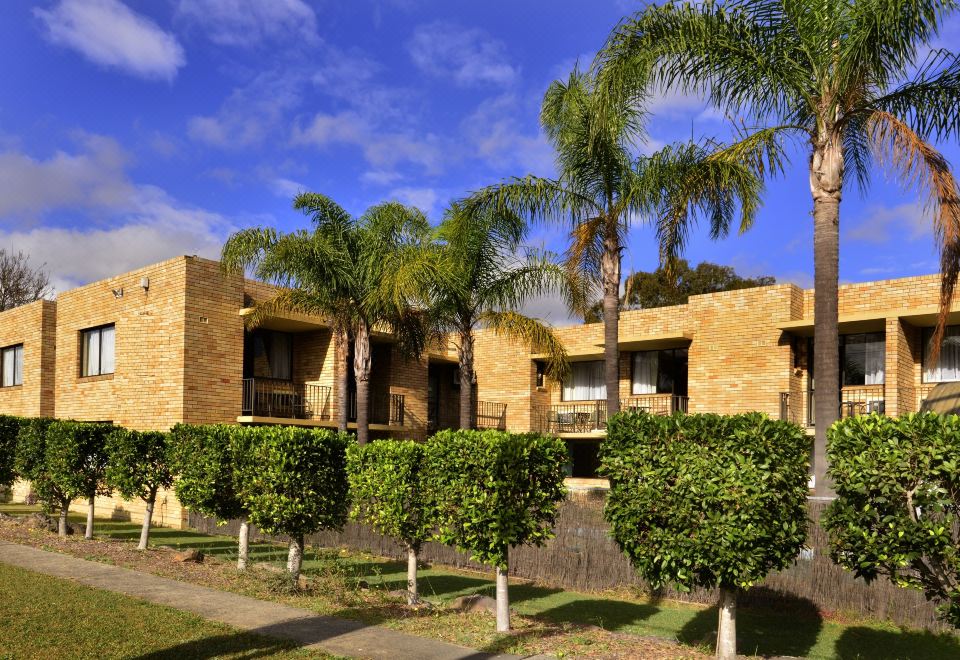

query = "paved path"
[0, 540, 543, 660]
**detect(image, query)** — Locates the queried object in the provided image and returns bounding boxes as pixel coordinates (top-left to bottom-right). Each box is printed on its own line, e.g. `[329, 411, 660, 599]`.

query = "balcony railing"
[475, 401, 507, 430]
[242, 378, 331, 420]
[348, 391, 406, 426]
[532, 395, 688, 434]
[779, 385, 885, 425]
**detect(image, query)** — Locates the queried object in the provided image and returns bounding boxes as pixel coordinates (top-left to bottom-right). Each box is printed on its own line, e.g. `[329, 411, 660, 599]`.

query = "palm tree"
[596, 0, 960, 498]
[468, 68, 762, 420]
[425, 201, 573, 429]
[221, 193, 431, 444]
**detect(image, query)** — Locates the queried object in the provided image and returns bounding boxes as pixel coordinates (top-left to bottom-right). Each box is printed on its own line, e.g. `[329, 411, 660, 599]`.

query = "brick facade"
[2, 257, 957, 526]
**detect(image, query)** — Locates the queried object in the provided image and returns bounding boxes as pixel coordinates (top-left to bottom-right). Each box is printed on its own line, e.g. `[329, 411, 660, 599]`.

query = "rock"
[68, 523, 85, 536]
[357, 579, 370, 590]
[449, 594, 498, 614]
[0, 512, 16, 523]
[20, 512, 57, 532]
[173, 549, 204, 563]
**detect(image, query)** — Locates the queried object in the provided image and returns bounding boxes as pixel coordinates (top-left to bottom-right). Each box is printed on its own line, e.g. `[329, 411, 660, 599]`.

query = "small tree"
[824, 413, 960, 627]
[347, 440, 433, 604]
[243, 426, 351, 583]
[14, 417, 53, 511]
[0, 415, 23, 490]
[105, 429, 173, 550]
[169, 424, 255, 569]
[599, 412, 809, 659]
[0, 249, 50, 311]
[45, 421, 113, 539]
[426, 429, 567, 631]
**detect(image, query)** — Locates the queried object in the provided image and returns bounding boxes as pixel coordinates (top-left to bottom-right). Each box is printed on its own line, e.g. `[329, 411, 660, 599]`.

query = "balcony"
[241, 378, 332, 420]
[475, 401, 507, 430]
[779, 385, 885, 426]
[348, 391, 406, 427]
[533, 394, 688, 435]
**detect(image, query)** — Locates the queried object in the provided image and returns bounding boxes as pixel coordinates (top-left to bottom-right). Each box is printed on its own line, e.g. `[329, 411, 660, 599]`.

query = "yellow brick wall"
[0, 299, 56, 417]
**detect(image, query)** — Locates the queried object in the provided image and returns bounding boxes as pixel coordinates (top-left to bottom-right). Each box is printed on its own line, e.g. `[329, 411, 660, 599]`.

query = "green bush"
[0, 415, 23, 488]
[105, 429, 173, 550]
[44, 420, 113, 538]
[169, 424, 256, 569]
[426, 429, 567, 630]
[824, 412, 960, 627]
[347, 439, 433, 602]
[243, 426, 352, 582]
[14, 417, 53, 485]
[599, 412, 809, 656]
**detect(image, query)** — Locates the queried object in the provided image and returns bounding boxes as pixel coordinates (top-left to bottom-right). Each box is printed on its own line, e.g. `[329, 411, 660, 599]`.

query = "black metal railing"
[241, 378, 332, 420]
[348, 391, 406, 426]
[532, 395, 688, 434]
[780, 386, 885, 426]
[474, 401, 507, 430]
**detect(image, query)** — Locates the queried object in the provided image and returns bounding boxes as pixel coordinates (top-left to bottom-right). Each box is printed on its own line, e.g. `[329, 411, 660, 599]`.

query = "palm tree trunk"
[810, 137, 843, 498]
[601, 231, 622, 419]
[335, 327, 349, 433]
[458, 328, 475, 430]
[354, 319, 371, 445]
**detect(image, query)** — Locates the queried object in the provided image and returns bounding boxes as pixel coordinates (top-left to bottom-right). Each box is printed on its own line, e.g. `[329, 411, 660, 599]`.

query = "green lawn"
[0, 561, 334, 659]
[2, 503, 959, 659]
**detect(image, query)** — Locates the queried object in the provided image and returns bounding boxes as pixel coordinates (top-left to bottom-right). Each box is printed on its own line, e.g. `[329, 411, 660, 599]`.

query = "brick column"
[884, 318, 917, 416]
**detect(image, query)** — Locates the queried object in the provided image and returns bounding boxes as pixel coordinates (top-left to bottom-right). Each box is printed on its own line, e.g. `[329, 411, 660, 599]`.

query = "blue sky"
[2, 0, 959, 324]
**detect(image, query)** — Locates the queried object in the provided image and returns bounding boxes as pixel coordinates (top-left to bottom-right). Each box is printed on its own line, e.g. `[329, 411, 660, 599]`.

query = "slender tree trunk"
[85, 494, 95, 540]
[496, 556, 510, 632]
[237, 517, 250, 570]
[58, 503, 69, 538]
[406, 546, 419, 605]
[601, 229, 622, 419]
[354, 319, 371, 445]
[335, 327, 349, 433]
[716, 586, 737, 659]
[458, 328, 475, 430]
[287, 534, 304, 585]
[138, 488, 157, 550]
[810, 135, 843, 498]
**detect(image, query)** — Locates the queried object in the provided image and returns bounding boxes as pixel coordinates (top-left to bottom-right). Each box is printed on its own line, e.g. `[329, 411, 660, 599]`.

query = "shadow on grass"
[132, 632, 299, 659]
[534, 596, 659, 631]
[833, 625, 960, 660]
[678, 589, 823, 658]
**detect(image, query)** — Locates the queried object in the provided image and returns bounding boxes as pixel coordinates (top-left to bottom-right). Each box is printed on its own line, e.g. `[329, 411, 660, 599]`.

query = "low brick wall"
[190, 495, 947, 633]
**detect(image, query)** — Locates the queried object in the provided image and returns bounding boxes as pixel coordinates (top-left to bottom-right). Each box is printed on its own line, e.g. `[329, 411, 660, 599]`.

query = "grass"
[0, 561, 334, 660]
[2, 502, 959, 659]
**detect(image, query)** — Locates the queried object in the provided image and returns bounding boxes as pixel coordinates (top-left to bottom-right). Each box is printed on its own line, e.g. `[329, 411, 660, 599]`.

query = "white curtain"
[269, 332, 292, 380]
[925, 326, 960, 382]
[100, 326, 115, 375]
[12, 345, 22, 385]
[843, 333, 885, 385]
[83, 329, 100, 376]
[632, 351, 658, 394]
[863, 337, 884, 385]
[1, 348, 13, 386]
[563, 361, 606, 401]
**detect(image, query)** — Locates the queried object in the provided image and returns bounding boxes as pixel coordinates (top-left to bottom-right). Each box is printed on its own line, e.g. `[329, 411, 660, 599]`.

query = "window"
[80, 325, 115, 377]
[840, 332, 885, 386]
[562, 361, 605, 401]
[1, 344, 23, 387]
[535, 361, 545, 388]
[923, 325, 960, 382]
[244, 330, 292, 380]
[631, 348, 688, 395]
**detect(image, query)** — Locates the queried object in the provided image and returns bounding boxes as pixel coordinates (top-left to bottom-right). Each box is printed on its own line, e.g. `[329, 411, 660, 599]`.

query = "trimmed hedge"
[825, 412, 960, 627]
[599, 412, 810, 590]
[169, 423, 249, 523]
[0, 415, 23, 488]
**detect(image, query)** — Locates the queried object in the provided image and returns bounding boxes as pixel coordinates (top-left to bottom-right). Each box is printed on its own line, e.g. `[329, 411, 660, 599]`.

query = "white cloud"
[176, 0, 318, 46]
[846, 203, 932, 244]
[408, 21, 519, 87]
[293, 111, 444, 174]
[388, 187, 438, 216]
[270, 177, 306, 198]
[0, 136, 234, 292]
[463, 94, 554, 175]
[35, 0, 185, 81]
[361, 170, 404, 186]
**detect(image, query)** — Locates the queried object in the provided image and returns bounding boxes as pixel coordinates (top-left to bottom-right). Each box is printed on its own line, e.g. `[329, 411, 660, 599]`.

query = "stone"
[357, 579, 370, 590]
[449, 594, 497, 614]
[20, 512, 57, 533]
[173, 549, 204, 563]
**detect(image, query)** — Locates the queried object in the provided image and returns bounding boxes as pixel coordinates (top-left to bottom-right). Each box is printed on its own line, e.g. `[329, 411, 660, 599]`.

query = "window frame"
[80, 323, 116, 378]
[630, 347, 689, 396]
[922, 325, 960, 383]
[0, 343, 23, 387]
[561, 360, 606, 402]
[839, 332, 885, 387]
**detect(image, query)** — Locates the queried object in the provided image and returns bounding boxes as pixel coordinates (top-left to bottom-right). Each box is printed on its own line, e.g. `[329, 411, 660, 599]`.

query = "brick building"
[1, 255, 956, 524]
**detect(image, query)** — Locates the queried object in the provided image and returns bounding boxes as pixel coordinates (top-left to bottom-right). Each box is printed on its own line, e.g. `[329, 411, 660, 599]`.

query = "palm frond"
[479, 310, 570, 381]
[219, 227, 278, 276]
[868, 110, 960, 361]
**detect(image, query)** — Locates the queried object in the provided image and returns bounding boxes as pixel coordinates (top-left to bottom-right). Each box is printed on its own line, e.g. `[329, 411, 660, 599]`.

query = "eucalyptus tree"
[596, 0, 960, 495]
[468, 68, 761, 418]
[426, 202, 573, 429]
[222, 194, 431, 444]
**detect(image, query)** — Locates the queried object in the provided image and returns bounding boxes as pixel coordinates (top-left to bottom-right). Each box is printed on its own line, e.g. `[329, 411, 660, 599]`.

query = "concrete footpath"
[0, 540, 544, 660]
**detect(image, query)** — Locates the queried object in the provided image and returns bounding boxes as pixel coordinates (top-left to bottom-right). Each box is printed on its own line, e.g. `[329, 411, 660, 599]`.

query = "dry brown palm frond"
[868, 110, 960, 362]
[564, 215, 605, 284]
